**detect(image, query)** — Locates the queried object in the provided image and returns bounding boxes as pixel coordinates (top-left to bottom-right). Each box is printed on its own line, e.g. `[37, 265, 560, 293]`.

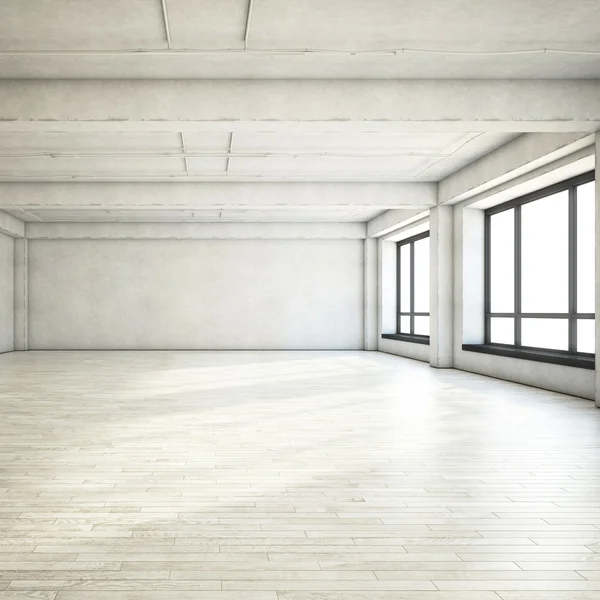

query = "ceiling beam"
[26, 222, 366, 240]
[0, 151, 452, 159]
[438, 132, 595, 205]
[367, 209, 430, 238]
[0, 210, 25, 238]
[0, 182, 437, 211]
[1, 80, 599, 133]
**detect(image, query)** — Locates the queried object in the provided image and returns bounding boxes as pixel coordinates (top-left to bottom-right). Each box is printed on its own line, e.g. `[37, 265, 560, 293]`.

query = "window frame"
[396, 230, 430, 342]
[484, 171, 595, 357]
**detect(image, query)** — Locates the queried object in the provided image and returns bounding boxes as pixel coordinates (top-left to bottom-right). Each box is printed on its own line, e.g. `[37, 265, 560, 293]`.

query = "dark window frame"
[396, 230, 430, 342]
[484, 171, 595, 357]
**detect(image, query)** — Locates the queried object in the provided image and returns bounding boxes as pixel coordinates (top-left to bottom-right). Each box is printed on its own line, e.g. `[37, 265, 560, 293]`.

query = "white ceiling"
[0, 0, 599, 79]
[0, 0, 588, 223]
[0, 131, 518, 183]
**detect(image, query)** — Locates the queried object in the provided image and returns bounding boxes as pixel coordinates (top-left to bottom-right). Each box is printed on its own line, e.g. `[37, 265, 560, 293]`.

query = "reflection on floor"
[0, 350, 598, 599]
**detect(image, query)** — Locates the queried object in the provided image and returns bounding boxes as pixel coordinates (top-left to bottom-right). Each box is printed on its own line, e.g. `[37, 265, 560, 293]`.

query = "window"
[485, 173, 595, 356]
[397, 232, 430, 340]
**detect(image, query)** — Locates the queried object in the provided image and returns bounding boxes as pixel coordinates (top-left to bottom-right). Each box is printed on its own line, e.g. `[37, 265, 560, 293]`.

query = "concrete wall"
[28, 238, 364, 350]
[0, 232, 14, 353]
[378, 337, 430, 362]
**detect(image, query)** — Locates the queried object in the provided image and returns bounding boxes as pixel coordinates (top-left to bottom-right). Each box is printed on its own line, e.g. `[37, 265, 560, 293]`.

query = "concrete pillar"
[379, 239, 397, 337]
[596, 132, 600, 408]
[363, 238, 378, 350]
[461, 208, 486, 346]
[430, 205, 454, 368]
[14, 239, 28, 351]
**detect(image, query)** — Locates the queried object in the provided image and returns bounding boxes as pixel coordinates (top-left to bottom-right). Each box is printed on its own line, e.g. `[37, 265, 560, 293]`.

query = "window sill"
[462, 344, 594, 370]
[382, 334, 430, 346]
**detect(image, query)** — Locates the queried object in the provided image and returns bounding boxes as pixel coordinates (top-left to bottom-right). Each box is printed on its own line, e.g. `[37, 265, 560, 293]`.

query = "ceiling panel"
[232, 132, 477, 155]
[182, 133, 233, 152]
[0, 133, 184, 153]
[251, 0, 600, 51]
[228, 155, 440, 177]
[418, 132, 520, 180]
[185, 158, 229, 174]
[0, 0, 166, 51]
[0, 0, 597, 79]
[167, 0, 249, 49]
[0, 132, 518, 182]
[0, 157, 186, 177]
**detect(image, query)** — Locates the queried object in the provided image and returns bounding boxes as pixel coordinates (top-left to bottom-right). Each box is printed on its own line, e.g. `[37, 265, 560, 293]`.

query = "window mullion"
[484, 214, 491, 344]
[514, 205, 522, 347]
[568, 184, 577, 353]
[396, 242, 401, 334]
[410, 240, 415, 335]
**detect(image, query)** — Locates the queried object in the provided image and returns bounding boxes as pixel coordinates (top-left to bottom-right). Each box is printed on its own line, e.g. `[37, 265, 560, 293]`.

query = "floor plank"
[0, 350, 598, 597]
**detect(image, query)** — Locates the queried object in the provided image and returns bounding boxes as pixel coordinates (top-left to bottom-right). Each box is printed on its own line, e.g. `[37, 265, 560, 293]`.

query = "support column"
[595, 133, 600, 407]
[364, 237, 378, 350]
[430, 205, 454, 368]
[461, 208, 486, 346]
[14, 238, 28, 351]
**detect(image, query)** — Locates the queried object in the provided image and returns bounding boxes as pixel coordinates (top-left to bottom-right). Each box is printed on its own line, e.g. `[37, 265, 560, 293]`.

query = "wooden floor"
[0, 351, 599, 600]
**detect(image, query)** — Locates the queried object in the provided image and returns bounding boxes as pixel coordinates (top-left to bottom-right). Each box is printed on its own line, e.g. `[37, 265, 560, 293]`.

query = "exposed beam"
[0, 176, 433, 183]
[0, 122, 593, 135]
[455, 145, 594, 210]
[0, 182, 437, 210]
[438, 132, 595, 205]
[0, 151, 452, 159]
[1, 48, 599, 57]
[0, 210, 25, 238]
[367, 209, 431, 238]
[1, 80, 599, 133]
[25, 222, 366, 240]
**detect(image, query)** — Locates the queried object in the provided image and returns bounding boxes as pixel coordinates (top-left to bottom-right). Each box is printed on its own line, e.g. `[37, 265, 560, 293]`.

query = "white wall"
[28, 238, 364, 350]
[0, 232, 14, 353]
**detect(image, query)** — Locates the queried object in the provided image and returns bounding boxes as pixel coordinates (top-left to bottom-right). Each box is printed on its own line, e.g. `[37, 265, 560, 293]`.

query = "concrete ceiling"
[0, 0, 593, 224]
[0, 0, 599, 79]
[0, 131, 518, 182]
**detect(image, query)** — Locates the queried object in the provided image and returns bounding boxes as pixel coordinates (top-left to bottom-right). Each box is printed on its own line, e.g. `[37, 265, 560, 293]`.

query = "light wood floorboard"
[0, 350, 599, 598]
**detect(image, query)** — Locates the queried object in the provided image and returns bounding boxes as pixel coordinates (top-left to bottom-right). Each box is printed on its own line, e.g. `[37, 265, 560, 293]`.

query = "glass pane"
[489, 209, 514, 312]
[413, 237, 430, 313]
[521, 191, 569, 313]
[577, 319, 595, 354]
[399, 244, 411, 312]
[521, 318, 569, 351]
[414, 316, 429, 336]
[577, 181, 595, 314]
[490, 317, 514, 345]
[400, 315, 411, 334]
